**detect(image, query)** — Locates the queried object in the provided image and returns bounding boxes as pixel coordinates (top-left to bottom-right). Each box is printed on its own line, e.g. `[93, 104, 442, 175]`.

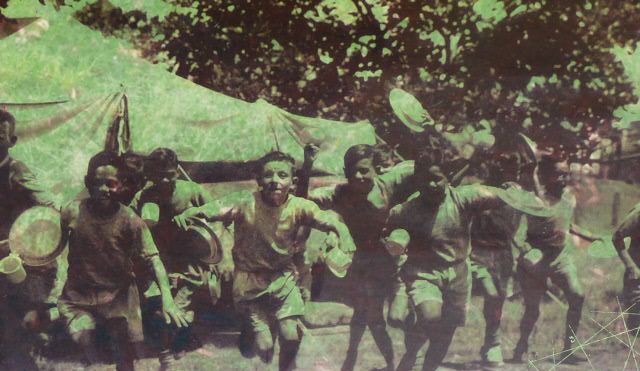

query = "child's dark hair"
[537, 154, 562, 178]
[0, 110, 16, 133]
[120, 152, 146, 185]
[414, 130, 457, 177]
[373, 144, 394, 167]
[146, 147, 178, 172]
[256, 151, 295, 175]
[86, 151, 121, 181]
[344, 144, 374, 176]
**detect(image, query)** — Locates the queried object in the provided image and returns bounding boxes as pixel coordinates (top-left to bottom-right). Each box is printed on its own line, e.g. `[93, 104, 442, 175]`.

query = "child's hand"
[173, 209, 197, 230]
[217, 256, 234, 281]
[162, 300, 190, 328]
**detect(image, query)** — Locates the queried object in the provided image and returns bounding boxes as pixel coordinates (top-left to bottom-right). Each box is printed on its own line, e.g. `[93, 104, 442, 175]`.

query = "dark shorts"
[235, 275, 305, 333]
[470, 246, 514, 296]
[402, 260, 471, 326]
[347, 249, 398, 299]
[517, 249, 579, 297]
[58, 284, 144, 343]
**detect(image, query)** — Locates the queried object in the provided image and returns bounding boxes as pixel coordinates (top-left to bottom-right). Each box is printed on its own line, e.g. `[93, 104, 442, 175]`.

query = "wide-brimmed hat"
[9, 206, 65, 267]
[389, 88, 434, 133]
[175, 217, 222, 265]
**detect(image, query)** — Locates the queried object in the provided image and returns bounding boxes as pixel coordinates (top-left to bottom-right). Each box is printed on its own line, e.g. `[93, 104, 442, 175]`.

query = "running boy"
[513, 156, 591, 364]
[387, 140, 552, 371]
[469, 152, 529, 366]
[131, 148, 221, 367]
[58, 151, 187, 371]
[0, 110, 58, 367]
[613, 198, 640, 337]
[173, 151, 356, 371]
[309, 144, 415, 371]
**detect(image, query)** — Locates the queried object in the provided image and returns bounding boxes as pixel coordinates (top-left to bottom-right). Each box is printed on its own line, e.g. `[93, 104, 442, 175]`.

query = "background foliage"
[3, 0, 640, 160]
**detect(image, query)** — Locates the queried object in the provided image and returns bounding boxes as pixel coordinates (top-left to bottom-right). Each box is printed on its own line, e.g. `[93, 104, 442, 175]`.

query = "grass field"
[21, 177, 640, 371]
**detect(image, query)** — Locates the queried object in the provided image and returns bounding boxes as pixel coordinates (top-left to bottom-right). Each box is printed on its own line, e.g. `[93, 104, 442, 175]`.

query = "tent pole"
[177, 164, 193, 182]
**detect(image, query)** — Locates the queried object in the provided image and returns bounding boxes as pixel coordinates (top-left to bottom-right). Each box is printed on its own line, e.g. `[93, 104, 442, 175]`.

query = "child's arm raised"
[302, 202, 356, 255]
[173, 200, 237, 230]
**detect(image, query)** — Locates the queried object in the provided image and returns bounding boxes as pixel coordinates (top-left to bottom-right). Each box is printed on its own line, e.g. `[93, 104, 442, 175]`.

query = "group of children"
[1, 106, 639, 371]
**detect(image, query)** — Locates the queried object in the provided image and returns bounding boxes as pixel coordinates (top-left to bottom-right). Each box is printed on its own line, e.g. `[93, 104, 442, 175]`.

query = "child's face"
[257, 160, 295, 206]
[87, 165, 121, 206]
[147, 166, 178, 195]
[541, 161, 569, 196]
[345, 158, 376, 194]
[417, 163, 449, 205]
[0, 121, 16, 150]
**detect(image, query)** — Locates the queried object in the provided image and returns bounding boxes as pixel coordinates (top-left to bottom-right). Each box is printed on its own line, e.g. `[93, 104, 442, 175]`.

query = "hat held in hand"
[175, 217, 222, 265]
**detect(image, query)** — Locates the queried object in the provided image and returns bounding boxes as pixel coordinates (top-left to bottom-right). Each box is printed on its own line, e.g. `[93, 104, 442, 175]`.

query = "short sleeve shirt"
[388, 185, 506, 267]
[471, 182, 524, 251]
[61, 199, 159, 305]
[525, 189, 576, 253]
[132, 179, 213, 222]
[310, 162, 414, 249]
[213, 192, 327, 273]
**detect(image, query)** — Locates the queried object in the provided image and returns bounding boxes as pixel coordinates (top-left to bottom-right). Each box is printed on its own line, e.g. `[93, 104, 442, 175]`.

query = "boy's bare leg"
[421, 323, 456, 371]
[254, 328, 275, 364]
[342, 318, 365, 371]
[413, 300, 455, 371]
[106, 318, 136, 371]
[550, 267, 585, 356]
[368, 298, 395, 371]
[68, 312, 101, 365]
[513, 273, 545, 361]
[72, 329, 100, 365]
[278, 317, 302, 371]
[479, 275, 505, 362]
[388, 288, 410, 329]
[397, 327, 428, 371]
[343, 293, 394, 371]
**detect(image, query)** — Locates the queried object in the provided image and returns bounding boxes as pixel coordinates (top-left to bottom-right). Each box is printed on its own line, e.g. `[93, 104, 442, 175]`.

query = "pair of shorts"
[517, 248, 578, 295]
[470, 247, 514, 295]
[402, 260, 471, 326]
[58, 284, 144, 342]
[347, 249, 397, 298]
[235, 274, 305, 334]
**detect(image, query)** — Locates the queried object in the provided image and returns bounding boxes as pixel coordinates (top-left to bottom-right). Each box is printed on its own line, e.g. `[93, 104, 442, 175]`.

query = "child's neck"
[87, 198, 120, 218]
[260, 192, 289, 207]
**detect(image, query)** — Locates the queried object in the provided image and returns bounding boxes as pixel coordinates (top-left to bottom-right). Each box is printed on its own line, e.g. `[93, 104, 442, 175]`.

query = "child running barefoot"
[174, 151, 356, 371]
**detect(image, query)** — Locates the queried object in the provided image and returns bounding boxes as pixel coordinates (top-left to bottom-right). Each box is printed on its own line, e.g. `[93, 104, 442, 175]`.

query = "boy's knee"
[567, 291, 585, 308]
[22, 310, 43, 332]
[388, 296, 410, 328]
[279, 319, 301, 342]
[71, 329, 95, 347]
[255, 329, 274, 353]
[416, 300, 442, 326]
[69, 313, 97, 340]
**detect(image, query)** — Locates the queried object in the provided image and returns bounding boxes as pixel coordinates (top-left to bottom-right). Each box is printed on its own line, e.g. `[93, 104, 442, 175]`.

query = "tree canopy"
[4, 0, 640, 161]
